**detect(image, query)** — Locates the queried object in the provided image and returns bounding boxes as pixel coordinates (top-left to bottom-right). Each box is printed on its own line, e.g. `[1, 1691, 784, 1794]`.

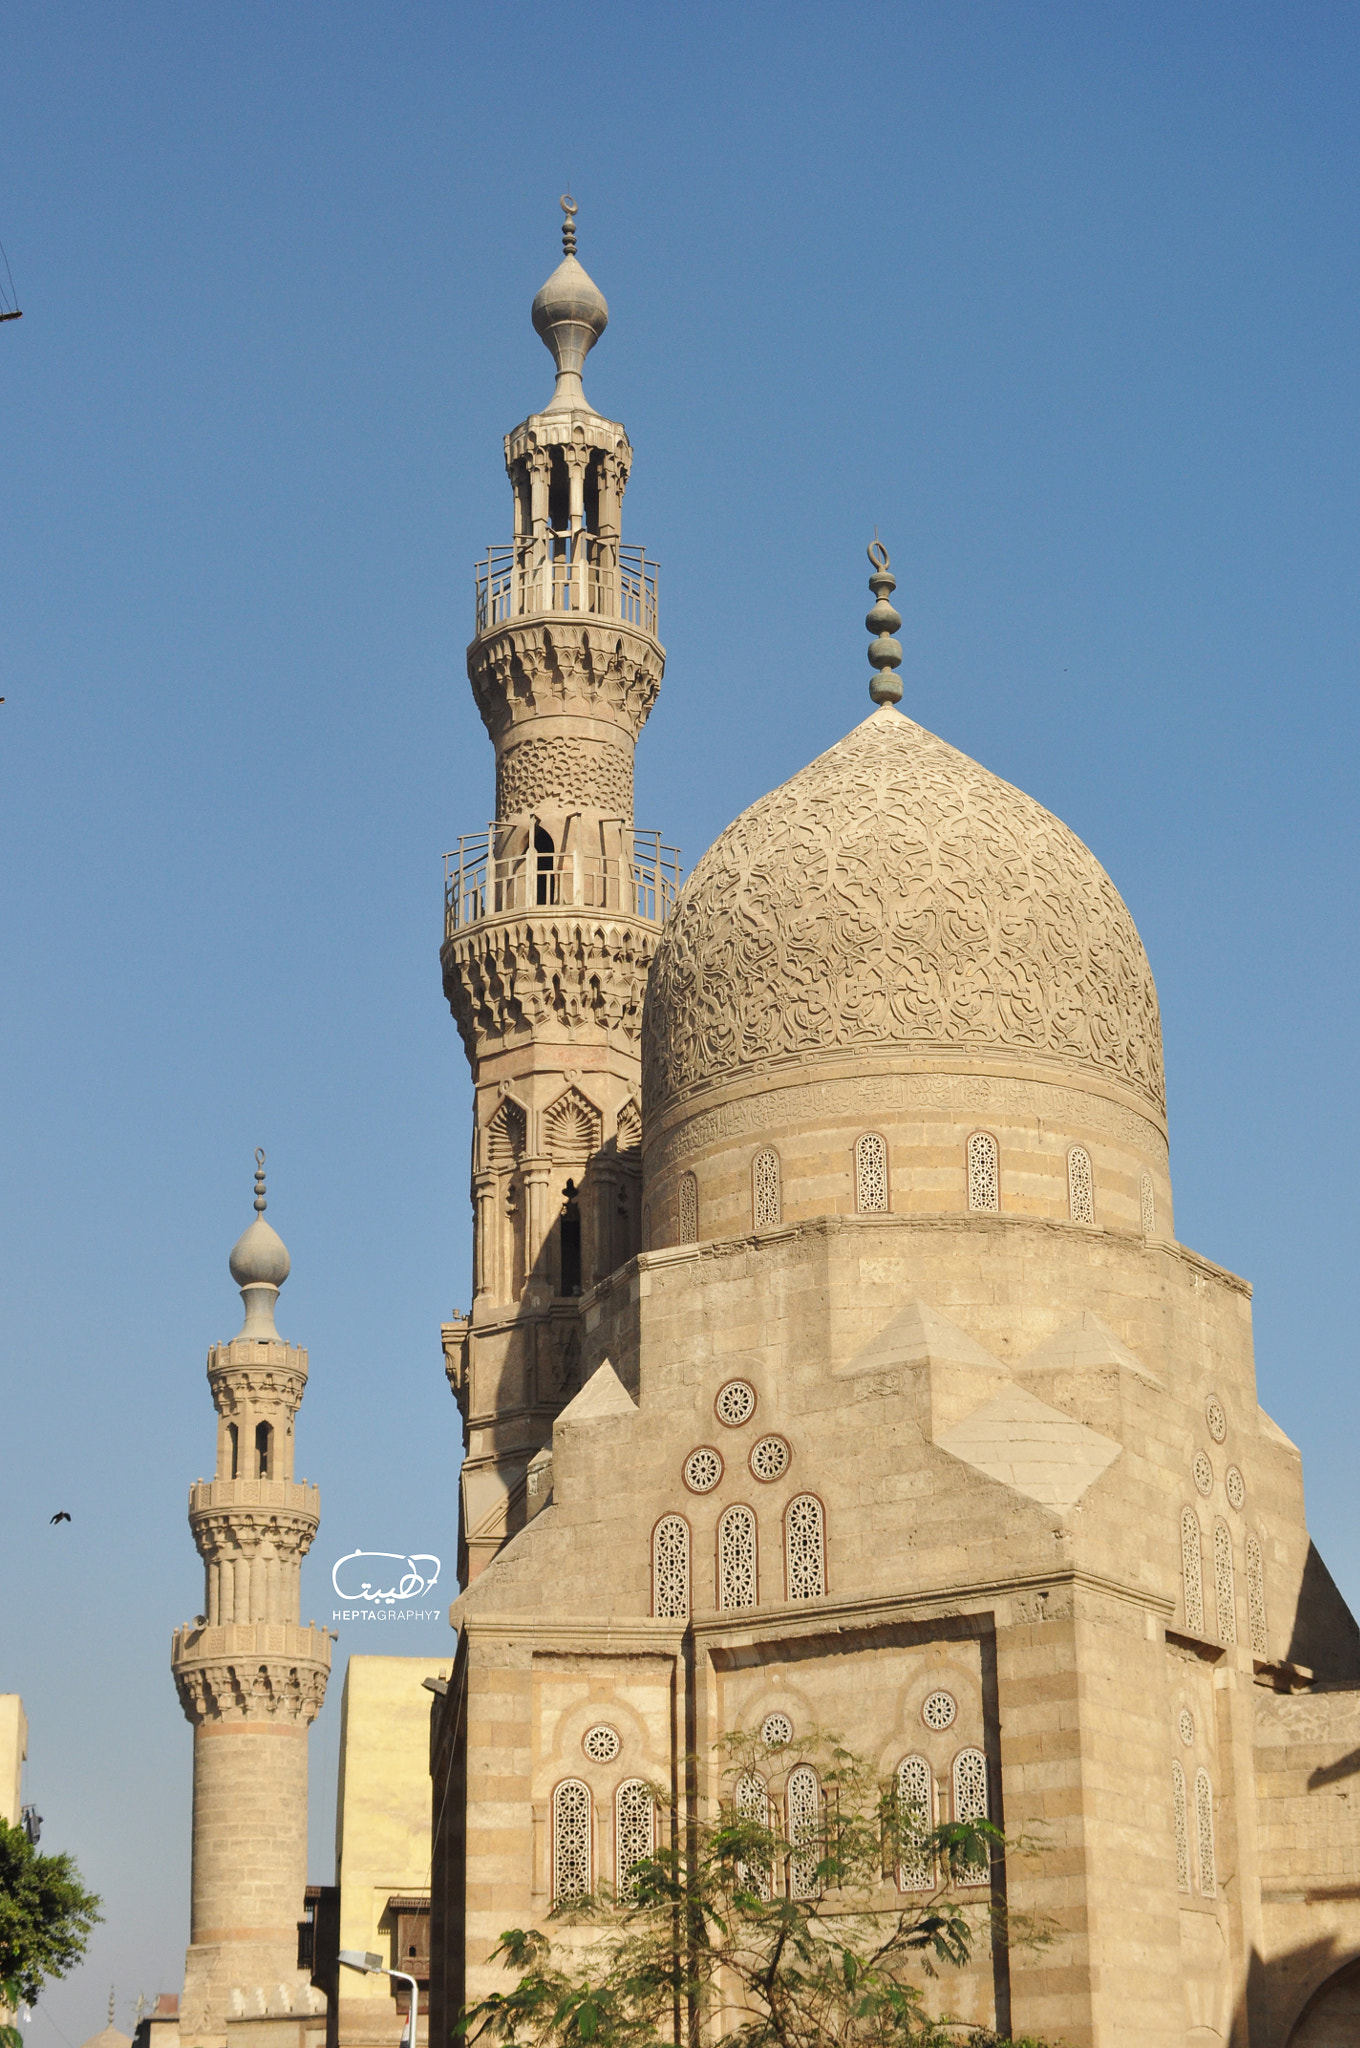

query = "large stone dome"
[641, 704, 1168, 1247]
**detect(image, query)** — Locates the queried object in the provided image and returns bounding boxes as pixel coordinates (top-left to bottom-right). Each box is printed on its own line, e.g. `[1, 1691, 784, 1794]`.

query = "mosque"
[167, 205, 1360, 2048]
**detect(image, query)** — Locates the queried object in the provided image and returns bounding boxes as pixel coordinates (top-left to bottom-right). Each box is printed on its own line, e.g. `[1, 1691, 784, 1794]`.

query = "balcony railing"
[445, 828, 681, 937]
[474, 536, 658, 637]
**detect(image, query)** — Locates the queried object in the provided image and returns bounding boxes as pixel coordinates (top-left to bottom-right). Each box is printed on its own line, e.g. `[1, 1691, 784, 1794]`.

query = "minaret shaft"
[171, 1166, 330, 2048]
[441, 205, 674, 1585]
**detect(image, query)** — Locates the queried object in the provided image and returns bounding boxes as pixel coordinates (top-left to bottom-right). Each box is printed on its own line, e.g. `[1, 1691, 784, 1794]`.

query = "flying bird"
[50, 1511, 71, 1524]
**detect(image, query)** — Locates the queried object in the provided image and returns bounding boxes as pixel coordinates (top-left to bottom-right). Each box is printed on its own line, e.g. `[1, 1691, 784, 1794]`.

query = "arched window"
[678, 1171, 698, 1244]
[854, 1132, 889, 1214]
[1066, 1146, 1094, 1224]
[1171, 1762, 1190, 1894]
[717, 1504, 758, 1611]
[951, 1749, 990, 1887]
[559, 1181, 582, 1296]
[255, 1422, 272, 1479]
[534, 823, 556, 906]
[227, 1422, 239, 1479]
[784, 1495, 826, 1601]
[1195, 1769, 1216, 1897]
[1214, 1520, 1236, 1646]
[966, 1132, 999, 1213]
[752, 1149, 782, 1230]
[1140, 1173, 1155, 1236]
[786, 1764, 822, 1899]
[734, 1770, 771, 1899]
[895, 1755, 934, 1892]
[552, 1779, 592, 1901]
[1181, 1508, 1204, 1635]
[615, 1779, 654, 1898]
[1246, 1533, 1267, 1657]
[652, 1514, 690, 1619]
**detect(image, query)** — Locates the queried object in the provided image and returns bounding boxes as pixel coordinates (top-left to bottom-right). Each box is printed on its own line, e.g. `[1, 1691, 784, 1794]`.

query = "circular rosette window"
[714, 1380, 757, 1427]
[749, 1435, 790, 1483]
[760, 1712, 794, 1748]
[683, 1446, 723, 1493]
[921, 1690, 957, 1731]
[582, 1724, 621, 1763]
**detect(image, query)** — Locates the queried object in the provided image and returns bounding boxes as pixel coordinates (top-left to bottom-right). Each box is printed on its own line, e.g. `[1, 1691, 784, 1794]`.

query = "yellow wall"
[0, 1698, 27, 1827]
[334, 1659, 446, 2048]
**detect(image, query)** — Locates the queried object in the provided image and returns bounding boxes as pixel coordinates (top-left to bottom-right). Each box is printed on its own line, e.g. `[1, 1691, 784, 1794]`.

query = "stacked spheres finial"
[531, 193, 609, 411]
[865, 539, 903, 705]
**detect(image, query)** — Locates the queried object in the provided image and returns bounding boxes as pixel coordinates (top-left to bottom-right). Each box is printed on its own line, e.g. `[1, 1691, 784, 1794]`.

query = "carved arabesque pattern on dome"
[643, 710, 1164, 1119]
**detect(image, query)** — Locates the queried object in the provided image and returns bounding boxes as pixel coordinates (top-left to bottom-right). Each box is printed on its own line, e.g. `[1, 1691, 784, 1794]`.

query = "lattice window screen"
[615, 1780, 654, 1898]
[967, 1133, 1000, 1212]
[1214, 1520, 1237, 1646]
[735, 1771, 771, 1899]
[1140, 1173, 1155, 1235]
[1067, 1146, 1094, 1223]
[786, 1765, 822, 1899]
[552, 1779, 592, 1902]
[854, 1132, 889, 1213]
[652, 1515, 690, 1619]
[951, 1749, 990, 1887]
[1172, 1762, 1190, 1894]
[1195, 1769, 1216, 1897]
[895, 1755, 934, 1892]
[1181, 1508, 1204, 1635]
[752, 1150, 782, 1229]
[1246, 1533, 1267, 1657]
[784, 1495, 826, 1601]
[717, 1505, 758, 1611]
[678, 1172, 698, 1244]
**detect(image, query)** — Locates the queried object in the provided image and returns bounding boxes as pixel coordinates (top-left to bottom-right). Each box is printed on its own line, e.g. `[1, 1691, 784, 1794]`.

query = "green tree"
[0, 1817, 102, 2048]
[459, 1730, 1048, 2048]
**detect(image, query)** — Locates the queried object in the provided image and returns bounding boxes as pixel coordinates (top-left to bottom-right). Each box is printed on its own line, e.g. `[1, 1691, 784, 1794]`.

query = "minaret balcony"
[474, 537, 658, 639]
[445, 827, 680, 938]
[189, 1476, 320, 1516]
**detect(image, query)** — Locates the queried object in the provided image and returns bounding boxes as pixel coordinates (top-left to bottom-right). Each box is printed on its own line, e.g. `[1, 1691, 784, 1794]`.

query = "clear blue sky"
[3, 3, 1358, 2037]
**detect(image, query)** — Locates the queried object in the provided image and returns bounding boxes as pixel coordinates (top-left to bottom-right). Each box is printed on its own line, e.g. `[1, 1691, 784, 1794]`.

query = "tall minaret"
[441, 198, 675, 1583]
[172, 1155, 331, 2048]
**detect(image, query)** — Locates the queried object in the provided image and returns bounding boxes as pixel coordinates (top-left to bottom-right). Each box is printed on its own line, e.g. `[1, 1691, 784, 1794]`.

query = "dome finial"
[531, 194, 609, 412]
[866, 536, 903, 705]
[228, 1149, 291, 1342]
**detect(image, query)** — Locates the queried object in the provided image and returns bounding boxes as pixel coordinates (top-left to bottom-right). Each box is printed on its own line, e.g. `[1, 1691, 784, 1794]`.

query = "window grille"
[1172, 1761, 1190, 1894]
[552, 1779, 592, 1902]
[678, 1172, 698, 1244]
[760, 1712, 793, 1749]
[1214, 1520, 1237, 1646]
[715, 1380, 757, 1427]
[582, 1724, 621, 1763]
[784, 1495, 826, 1601]
[854, 1132, 889, 1213]
[967, 1132, 999, 1212]
[951, 1749, 990, 1886]
[895, 1755, 934, 1892]
[749, 1435, 790, 1482]
[683, 1446, 723, 1493]
[1067, 1145, 1094, 1224]
[1195, 1769, 1216, 1897]
[1205, 1395, 1227, 1443]
[734, 1771, 771, 1899]
[717, 1504, 758, 1611]
[1140, 1173, 1155, 1235]
[787, 1764, 822, 1899]
[652, 1515, 690, 1619]
[752, 1149, 782, 1229]
[1181, 1508, 1204, 1635]
[1246, 1533, 1267, 1657]
[922, 1691, 957, 1731]
[615, 1780, 654, 1899]
[1193, 1451, 1214, 1497]
[1225, 1466, 1245, 1511]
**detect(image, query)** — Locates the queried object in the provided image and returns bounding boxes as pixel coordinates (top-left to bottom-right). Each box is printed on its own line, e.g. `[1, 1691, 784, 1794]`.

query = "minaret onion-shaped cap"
[866, 538, 904, 705]
[228, 1149, 290, 1341]
[531, 195, 609, 413]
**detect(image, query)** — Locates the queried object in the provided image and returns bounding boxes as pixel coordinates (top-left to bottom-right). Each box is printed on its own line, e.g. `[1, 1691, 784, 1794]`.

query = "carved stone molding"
[644, 707, 1165, 1122]
[496, 733, 634, 819]
[468, 619, 663, 747]
[442, 914, 658, 1058]
[171, 1622, 331, 1726]
[188, 1505, 320, 1562]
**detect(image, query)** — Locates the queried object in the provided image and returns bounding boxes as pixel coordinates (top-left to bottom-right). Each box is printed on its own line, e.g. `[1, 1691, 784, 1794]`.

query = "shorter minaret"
[172, 1155, 331, 2048]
